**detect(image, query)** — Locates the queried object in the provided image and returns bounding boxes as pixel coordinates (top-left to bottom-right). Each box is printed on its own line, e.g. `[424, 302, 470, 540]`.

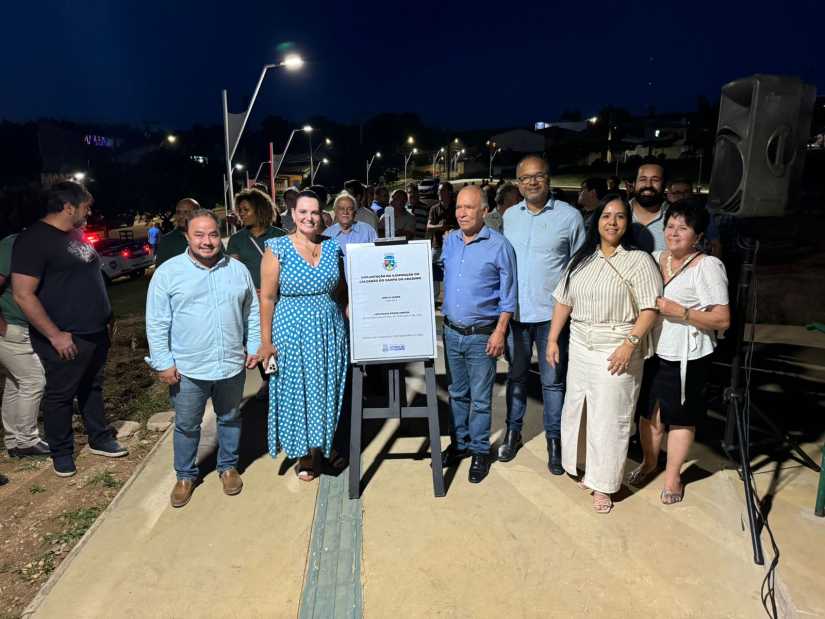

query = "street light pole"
[222, 53, 303, 213]
[404, 148, 418, 187]
[489, 147, 501, 179]
[366, 152, 381, 185]
[312, 158, 329, 183]
[432, 147, 445, 178]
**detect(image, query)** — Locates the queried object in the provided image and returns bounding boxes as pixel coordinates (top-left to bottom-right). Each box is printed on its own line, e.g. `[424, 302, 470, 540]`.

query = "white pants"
[560, 321, 644, 494]
[0, 324, 46, 449]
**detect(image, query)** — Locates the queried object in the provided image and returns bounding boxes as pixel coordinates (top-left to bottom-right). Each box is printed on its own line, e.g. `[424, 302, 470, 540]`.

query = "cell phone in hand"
[264, 355, 278, 375]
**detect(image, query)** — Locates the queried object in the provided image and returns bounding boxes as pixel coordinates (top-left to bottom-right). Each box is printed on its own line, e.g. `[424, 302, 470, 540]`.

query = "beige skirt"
[560, 321, 644, 494]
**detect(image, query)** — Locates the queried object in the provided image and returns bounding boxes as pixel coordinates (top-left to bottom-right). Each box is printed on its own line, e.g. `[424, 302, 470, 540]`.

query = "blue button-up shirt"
[440, 225, 517, 327]
[145, 251, 261, 381]
[503, 197, 585, 323]
[324, 221, 377, 255]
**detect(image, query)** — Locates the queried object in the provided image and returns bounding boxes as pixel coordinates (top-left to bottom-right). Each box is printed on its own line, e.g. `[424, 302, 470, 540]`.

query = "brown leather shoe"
[220, 468, 243, 496]
[170, 479, 195, 508]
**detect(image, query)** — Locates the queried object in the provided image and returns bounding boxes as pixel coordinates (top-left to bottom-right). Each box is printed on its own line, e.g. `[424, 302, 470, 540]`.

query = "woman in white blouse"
[547, 195, 662, 514]
[630, 199, 730, 504]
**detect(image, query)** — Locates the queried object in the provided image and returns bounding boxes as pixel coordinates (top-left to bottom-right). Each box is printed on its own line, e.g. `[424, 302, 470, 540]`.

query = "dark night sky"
[1, 0, 823, 130]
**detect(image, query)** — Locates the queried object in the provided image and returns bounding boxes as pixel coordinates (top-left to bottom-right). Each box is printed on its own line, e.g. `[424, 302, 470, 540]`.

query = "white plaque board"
[347, 240, 437, 363]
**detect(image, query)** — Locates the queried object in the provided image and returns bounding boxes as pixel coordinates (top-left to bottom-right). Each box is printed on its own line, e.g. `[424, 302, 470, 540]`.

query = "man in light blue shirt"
[145, 209, 260, 508]
[440, 185, 516, 484]
[500, 155, 585, 474]
[324, 192, 377, 256]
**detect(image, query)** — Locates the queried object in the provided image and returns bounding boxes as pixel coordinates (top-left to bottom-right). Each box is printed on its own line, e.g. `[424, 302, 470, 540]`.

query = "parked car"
[418, 177, 440, 199]
[94, 238, 154, 283]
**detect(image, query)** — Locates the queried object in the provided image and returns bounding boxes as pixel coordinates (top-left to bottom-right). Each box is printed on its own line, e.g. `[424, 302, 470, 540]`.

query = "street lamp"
[222, 53, 304, 215]
[312, 157, 329, 183]
[489, 147, 501, 179]
[166, 134, 178, 144]
[302, 125, 315, 181]
[273, 125, 314, 181]
[451, 148, 465, 176]
[432, 147, 445, 178]
[588, 116, 599, 124]
[366, 151, 381, 185]
[404, 147, 418, 187]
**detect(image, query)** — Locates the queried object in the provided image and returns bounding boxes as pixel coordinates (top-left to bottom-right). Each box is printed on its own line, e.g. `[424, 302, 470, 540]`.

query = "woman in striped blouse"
[547, 195, 663, 513]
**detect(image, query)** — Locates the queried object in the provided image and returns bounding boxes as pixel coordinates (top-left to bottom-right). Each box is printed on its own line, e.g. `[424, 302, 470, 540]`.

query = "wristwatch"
[626, 335, 641, 347]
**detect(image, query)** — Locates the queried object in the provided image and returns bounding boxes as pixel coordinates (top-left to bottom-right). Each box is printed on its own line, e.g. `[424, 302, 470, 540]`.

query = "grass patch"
[29, 484, 46, 494]
[44, 506, 104, 546]
[88, 471, 123, 489]
[127, 380, 169, 425]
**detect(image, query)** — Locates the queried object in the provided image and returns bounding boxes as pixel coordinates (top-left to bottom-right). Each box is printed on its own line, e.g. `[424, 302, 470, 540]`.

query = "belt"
[443, 316, 497, 336]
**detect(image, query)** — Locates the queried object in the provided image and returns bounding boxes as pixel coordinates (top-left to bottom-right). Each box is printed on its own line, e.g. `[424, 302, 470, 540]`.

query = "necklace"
[666, 251, 697, 279]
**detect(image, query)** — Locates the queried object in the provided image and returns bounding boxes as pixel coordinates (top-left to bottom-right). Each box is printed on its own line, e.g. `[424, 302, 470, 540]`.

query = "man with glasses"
[499, 156, 585, 475]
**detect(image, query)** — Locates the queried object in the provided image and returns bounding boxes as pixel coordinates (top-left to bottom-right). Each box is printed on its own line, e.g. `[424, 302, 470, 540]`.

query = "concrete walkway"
[24, 344, 825, 618]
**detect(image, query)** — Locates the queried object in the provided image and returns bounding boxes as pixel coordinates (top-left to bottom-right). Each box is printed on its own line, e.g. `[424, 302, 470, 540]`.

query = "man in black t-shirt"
[12, 180, 128, 478]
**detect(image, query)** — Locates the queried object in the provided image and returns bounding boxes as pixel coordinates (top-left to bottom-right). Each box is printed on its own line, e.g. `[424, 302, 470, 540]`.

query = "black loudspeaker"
[708, 74, 816, 217]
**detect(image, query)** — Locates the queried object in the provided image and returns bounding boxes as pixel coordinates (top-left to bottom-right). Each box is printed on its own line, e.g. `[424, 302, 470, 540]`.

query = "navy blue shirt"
[440, 226, 517, 327]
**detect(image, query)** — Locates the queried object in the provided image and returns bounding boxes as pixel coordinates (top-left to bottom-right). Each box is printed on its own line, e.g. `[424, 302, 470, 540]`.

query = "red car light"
[120, 248, 132, 258]
[143, 243, 151, 254]
[83, 233, 101, 246]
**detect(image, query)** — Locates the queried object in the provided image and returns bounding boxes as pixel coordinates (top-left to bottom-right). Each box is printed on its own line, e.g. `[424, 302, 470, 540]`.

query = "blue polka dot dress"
[264, 236, 348, 459]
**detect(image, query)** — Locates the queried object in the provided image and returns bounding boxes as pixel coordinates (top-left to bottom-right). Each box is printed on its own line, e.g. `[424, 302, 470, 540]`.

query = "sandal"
[294, 458, 317, 482]
[592, 491, 613, 514]
[660, 486, 684, 505]
[326, 449, 347, 471]
[627, 464, 657, 486]
[576, 480, 590, 491]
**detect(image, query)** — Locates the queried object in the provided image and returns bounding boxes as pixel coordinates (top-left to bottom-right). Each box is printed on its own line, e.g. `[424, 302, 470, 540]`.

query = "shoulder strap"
[662, 252, 701, 290]
[248, 235, 265, 257]
[602, 256, 640, 318]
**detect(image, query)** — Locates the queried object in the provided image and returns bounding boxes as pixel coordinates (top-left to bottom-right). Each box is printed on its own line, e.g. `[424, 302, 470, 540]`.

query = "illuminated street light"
[166, 134, 178, 144]
[489, 147, 502, 179]
[366, 151, 381, 185]
[235, 163, 245, 171]
[432, 147, 446, 177]
[273, 125, 319, 181]
[325, 137, 332, 146]
[311, 157, 330, 183]
[282, 54, 304, 71]
[223, 53, 305, 216]
[73, 172, 86, 182]
[404, 147, 418, 187]
[407, 136, 415, 145]
[588, 116, 599, 124]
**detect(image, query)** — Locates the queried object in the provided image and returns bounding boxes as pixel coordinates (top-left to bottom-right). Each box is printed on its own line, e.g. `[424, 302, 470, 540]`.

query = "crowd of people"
[0, 156, 730, 513]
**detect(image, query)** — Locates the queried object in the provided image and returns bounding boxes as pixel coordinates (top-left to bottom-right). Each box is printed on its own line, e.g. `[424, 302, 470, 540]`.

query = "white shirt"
[653, 252, 729, 361]
[652, 251, 729, 401]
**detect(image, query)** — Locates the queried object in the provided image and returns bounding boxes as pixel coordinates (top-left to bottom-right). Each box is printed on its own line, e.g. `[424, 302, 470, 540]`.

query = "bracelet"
[682, 307, 690, 321]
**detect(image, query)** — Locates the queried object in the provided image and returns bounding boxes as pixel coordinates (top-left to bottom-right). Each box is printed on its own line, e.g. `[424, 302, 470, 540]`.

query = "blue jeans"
[505, 320, 568, 440]
[170, 371, 246, 480]
[443, 326, 497, 455]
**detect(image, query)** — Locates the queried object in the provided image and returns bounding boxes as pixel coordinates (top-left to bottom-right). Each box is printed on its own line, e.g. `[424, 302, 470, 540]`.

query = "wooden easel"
[348, 358, 444, 499]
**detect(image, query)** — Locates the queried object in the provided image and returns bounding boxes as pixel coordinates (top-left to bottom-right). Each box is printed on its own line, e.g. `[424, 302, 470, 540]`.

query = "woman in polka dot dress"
[258, 190, 349, 481]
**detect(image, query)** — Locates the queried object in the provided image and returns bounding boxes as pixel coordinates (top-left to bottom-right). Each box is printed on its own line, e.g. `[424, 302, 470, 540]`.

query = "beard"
[636, 188, 664, 208]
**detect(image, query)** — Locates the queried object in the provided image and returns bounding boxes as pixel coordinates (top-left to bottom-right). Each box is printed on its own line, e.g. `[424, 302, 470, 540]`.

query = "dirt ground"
[0, 314, 168, 618]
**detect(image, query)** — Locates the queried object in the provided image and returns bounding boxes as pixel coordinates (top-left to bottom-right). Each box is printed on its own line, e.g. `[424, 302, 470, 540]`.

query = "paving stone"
[146, 411, 175, 432]
[111, 420, 141, 439]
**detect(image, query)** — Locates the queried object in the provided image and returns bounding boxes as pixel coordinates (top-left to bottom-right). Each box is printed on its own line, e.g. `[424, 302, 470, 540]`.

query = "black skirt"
[638, 354, 712, 427]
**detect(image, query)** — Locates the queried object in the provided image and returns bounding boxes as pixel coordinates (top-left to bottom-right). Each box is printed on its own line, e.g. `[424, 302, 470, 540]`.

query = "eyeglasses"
[517, 173, 548, 184]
